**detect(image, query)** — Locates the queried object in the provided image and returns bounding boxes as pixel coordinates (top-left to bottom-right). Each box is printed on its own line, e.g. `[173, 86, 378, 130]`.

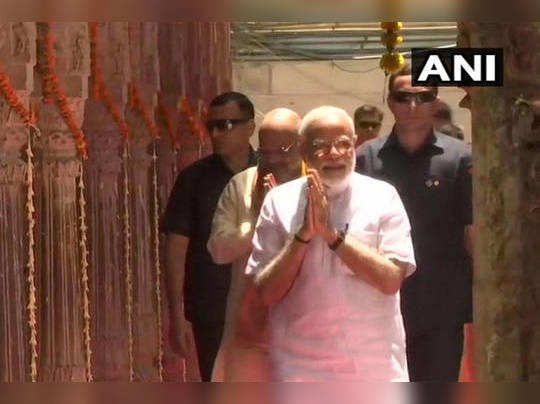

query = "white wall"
[233, 59, 471, 146]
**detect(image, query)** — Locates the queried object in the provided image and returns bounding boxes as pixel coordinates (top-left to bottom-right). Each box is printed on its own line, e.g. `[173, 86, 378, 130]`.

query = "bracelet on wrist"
[294, 233, 311, 244]
[329, 224, 348, 251]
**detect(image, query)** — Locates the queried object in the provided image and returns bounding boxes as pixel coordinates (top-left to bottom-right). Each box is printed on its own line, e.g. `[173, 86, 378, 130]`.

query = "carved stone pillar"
[458, 22, 540, 381]
[126, 22, 161, 381]
[83, 101, 127, 380]
[83, 22, 130, 381]
[0, 22, 36, 382]
[34, 22, 90, 382]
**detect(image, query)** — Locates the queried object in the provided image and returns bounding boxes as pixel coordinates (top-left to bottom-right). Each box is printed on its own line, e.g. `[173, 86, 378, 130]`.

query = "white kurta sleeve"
[245, 191, 287, 276]
[207, 175, 253, 265]
[378, 186, 416, 277]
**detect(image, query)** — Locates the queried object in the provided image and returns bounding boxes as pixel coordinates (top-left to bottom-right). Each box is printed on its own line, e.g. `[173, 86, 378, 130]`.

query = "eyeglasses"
[390, 91, 437, 104]
[206, 118, 251, 132]
[357, 121, 381, 130]
[311, 137, 354, 157]
[258, 142, 297, 158]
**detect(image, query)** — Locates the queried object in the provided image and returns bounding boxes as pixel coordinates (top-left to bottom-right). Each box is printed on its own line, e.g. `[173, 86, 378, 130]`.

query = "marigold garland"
[380, 21, 406, 75]
[179, 97, 206, 140]
[43, 23, 89, 159]
[0, 63, 36, 125]
[89, 22, 130, 140]
[129, 82, 159, 139]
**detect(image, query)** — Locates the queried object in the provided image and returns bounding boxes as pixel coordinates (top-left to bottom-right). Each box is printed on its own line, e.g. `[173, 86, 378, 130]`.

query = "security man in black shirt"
[356, 65, 473, 382]
[162, 92, 257, 381]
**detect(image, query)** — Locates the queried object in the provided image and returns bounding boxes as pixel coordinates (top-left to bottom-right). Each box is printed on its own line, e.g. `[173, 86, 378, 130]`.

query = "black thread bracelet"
[294, 233, 311, 244]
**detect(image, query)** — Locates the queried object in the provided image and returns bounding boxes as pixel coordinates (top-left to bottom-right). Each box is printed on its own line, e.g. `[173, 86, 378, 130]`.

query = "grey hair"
[299, 106, 355, 138]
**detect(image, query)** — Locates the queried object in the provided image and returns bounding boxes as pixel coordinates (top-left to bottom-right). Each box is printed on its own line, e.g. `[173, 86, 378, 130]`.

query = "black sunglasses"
[390, 91, 437, 104]
[206, 118, 251, 132]
[357, 121, 381, 130]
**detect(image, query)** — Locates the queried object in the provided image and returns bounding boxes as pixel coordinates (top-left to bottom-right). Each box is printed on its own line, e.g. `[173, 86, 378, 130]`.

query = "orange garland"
[43, 23, 89, 159]
[129, 82, 159, 139]
[179, 97, 206, 140]
[89, 22, 130, 140]
[0, 63, 36, 125]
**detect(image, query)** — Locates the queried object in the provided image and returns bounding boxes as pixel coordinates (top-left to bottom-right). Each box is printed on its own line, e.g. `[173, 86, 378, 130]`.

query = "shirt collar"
[380, 126, 444, 156]
[214, 146, 257, 174]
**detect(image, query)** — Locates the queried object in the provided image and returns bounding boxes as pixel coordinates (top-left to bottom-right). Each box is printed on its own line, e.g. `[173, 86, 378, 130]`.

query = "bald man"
[207, 108, 304, 380]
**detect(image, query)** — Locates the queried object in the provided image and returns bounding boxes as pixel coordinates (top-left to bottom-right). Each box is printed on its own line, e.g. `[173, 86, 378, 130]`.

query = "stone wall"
[0, 21, 231, 382]
[458, 22, 540, 381]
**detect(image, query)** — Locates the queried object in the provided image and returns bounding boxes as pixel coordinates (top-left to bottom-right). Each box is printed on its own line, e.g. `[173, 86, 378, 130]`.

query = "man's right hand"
[252, 172, 277, 214]
[169, 314, 190, 359]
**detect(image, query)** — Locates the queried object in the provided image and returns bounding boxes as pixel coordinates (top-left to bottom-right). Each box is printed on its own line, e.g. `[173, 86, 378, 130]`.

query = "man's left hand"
[306, 169, 336, 244]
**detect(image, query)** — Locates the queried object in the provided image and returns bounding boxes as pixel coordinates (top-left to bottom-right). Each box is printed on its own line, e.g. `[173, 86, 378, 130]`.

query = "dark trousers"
[191, 320, 224, 382]
[406, 325, 464, 382]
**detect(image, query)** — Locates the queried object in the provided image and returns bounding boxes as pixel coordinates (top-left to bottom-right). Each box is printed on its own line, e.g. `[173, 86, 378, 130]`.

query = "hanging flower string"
[78, 164, 93, 382]
[43, 23, 89, 159]
[89, 22, 130, 140]
[179, 97, 206, 140]
[1, 62, 40, 382]
[151, 140, 164, 382]
[380, 22, 405, 75]
[380, 22, 406, 102]
[179, 97, 207, 158]
[26, 128, 39, 383]
[44, 23, 93, 379]
[129, 83, 159, 139]
[122, 141, 135, 382]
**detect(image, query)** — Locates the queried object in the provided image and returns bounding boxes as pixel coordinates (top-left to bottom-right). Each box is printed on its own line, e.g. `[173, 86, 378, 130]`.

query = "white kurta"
[245, 172, 416, 381]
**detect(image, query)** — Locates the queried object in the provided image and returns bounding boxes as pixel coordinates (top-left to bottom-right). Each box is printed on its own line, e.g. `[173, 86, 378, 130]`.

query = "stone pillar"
[458, 22, 540, 381]
[34, 22, 90, 382]
[0, 22, 36, 382]
[216, 22, 232, 94]
[83, 22, 131, 381]
[156, 23, 182, 381]
[126, 22, 161, 381]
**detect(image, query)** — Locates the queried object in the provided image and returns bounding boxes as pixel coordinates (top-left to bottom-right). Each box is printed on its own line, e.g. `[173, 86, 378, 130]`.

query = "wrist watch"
[329, 224, 348, 251]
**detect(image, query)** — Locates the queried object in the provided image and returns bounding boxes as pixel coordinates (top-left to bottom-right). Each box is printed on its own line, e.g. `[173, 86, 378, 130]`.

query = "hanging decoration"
[179, 97, 206, 140]
[1, 62, 39, 382]
[25, 129, 39, 383]
[179, 97, 206, 158]
[0, 64, 37, 125]
[128, 83, 159, 139]
[122, 141, 135, 382]
[78, 165, 93, 382]
[380, 22, 405, 75]
[43, 23, 89, 159]
[88, 22, 130, 140]
[151, 139, 164, 382]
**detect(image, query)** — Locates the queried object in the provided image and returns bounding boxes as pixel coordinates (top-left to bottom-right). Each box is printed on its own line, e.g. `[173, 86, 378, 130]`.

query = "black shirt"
[357, 131, 473, 334]
[162, 151, 257, 324]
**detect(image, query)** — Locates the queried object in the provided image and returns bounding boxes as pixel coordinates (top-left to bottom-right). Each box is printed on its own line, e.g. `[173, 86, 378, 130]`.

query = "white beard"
[323, 170, 353, 198]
